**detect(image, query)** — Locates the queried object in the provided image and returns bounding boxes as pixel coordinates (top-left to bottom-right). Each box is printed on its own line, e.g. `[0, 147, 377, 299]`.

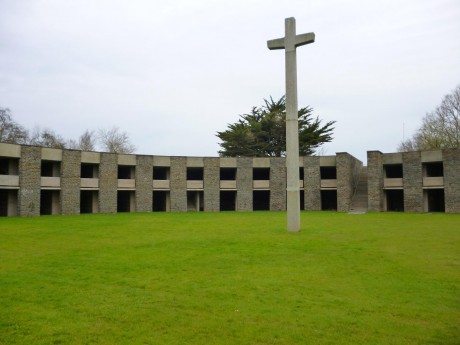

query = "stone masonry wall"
[367, 151, 384, 212]
[170, 157, 187, 212]
[269, 157, 286, 211]
[135, 155, 153, 213]
[303, 156, 321, 211]
[403, 151, 423, 212]
[237, 157, 253, 211]
[204, 157, 220, 212]
[336, 153, 362, 212]
[443, 149, 460, 213]
[99, 153, 118, 213]
[61, 150, 81, 215]
[336, 153, 352, 212]
[18, 146, 41, 217]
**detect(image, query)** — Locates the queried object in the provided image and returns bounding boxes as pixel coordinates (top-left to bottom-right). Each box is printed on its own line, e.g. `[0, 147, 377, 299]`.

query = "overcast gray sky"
[1, 0, 459, 163]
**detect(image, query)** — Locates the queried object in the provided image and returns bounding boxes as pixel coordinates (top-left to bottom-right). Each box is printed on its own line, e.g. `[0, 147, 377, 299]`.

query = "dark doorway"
[300, 191, 305, 211]
[117, 191, 133, 212]
[321, 190, 337, 211]
[40, 190, 59, 215]
[153, 191, 170, 212]
[0, 189, 8, 216]
[187, 191, 204, 211]
[426, 189, 445, 212]
[220, 191, 236, 211]
[386, 190, 404, 212]
[253, 190, 270, 211]
[80, 191, 98, 214]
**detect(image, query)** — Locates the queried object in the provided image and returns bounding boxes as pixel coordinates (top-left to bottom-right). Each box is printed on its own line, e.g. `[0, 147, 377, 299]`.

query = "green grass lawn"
[0, 212, 459, 345]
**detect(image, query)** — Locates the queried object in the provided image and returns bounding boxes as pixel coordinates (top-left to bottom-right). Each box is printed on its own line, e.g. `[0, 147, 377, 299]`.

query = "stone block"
[18, 146, 41, 217]
[61, 150, 81, 215]
[403, 151, 423, 212]
[204, 157, 220, 212]
[135, 155, 153, 212]
[99, 153, 117, 213]
[237, 157, 253, 211]
[304, 156, 321, 210]
[443, 149, 460, 213]
[270, 157, 286, 211]
[170, 157, 187, 212]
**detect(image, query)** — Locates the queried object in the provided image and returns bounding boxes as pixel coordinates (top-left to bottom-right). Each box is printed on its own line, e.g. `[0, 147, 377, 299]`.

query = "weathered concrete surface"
[268, 17, 315, 231]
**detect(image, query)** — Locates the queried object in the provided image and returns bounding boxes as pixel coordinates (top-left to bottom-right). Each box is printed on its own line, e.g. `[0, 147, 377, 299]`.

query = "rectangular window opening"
[153, 166, 170, 180]
[384, 164, 403, 178]
[0, 157, 19, 175]
[187, 167, 204, 181]
[423, 162, 443, 177]
[220, 168, 237, 181]
[41, 161, 61, 177]
[253, 168, 270, 180]
[81, 163, 99, 178]
[118, 165, 135, 179]
[320, 167, 337, 180]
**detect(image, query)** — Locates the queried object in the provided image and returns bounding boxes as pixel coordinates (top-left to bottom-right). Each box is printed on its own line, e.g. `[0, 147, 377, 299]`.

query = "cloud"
[1, 0, 459, 162]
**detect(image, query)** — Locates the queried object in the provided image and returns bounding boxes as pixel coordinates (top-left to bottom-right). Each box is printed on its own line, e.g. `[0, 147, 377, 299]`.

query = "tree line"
[399, 84, 460, 151]
[0, 107, 135, 153]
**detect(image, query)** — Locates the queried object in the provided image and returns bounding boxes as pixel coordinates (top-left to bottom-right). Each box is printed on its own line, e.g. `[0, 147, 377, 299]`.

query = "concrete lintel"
[118, 154, 137, 166]
[0, 143, 21, 158]
[153, 156, 171, 167]
[42, 147, 63, 161]
[383, 153, 403, 165]
[252, 157, 271, 168]
[219, 157, 237, 167]
[81, 151, 100, 164]
[186, 157, 204, 167]
[319, 156, 336, 166]
[421, 150, 443, 162]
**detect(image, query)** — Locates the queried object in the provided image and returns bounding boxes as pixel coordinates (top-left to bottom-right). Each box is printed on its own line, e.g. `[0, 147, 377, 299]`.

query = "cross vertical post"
[267, 17, 315, 232]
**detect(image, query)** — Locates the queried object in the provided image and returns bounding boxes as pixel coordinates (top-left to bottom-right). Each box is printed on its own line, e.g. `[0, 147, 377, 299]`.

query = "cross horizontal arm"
[267, 37, 285, 50]
[295, 32, 315, 47]
[267, 32, 315, 50]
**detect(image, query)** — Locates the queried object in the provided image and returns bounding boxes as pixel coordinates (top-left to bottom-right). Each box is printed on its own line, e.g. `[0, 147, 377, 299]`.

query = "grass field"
[0, 212, 459, 345]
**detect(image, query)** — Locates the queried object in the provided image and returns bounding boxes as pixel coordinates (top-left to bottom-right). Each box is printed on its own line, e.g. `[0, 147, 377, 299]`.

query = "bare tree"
[28, 127, 66, 149]
[66, 139, 79, 150]
[399, 84, 460, 151]
[0, 107, 29, 144]
[98, 127, 135, 153]
[78, 130, 97, 151]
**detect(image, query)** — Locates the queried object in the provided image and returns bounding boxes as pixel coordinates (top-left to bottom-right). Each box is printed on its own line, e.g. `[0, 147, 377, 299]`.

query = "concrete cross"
[267, 17, 315, 232]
